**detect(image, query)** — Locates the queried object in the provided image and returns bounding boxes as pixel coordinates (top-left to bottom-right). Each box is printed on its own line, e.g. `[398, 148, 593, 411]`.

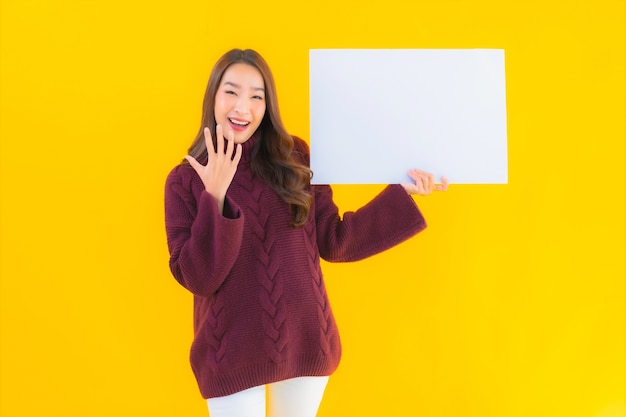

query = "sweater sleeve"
[313, 184, 427, 262]
[164, 165, 244, 297]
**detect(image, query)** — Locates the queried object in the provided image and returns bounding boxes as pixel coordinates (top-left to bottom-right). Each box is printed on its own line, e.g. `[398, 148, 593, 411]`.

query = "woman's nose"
[234, 98, 250, 114]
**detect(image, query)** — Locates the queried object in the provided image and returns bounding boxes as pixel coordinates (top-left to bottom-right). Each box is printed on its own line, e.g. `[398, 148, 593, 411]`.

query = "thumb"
[185, 155, 203, 173]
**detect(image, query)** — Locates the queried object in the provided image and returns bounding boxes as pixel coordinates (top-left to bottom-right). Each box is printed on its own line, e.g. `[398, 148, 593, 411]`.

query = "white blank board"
[309, 49, 508, 184]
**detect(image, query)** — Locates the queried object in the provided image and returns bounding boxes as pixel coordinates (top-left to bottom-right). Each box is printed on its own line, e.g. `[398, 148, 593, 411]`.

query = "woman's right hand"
[185, 124, 242, 214]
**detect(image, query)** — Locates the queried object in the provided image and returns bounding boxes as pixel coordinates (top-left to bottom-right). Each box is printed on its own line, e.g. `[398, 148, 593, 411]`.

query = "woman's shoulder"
[167, 162, 194, 180]
[165, 162, 202, 193]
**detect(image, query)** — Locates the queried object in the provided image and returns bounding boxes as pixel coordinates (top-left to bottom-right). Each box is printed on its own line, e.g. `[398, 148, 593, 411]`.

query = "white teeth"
[229, 118, 249, 126]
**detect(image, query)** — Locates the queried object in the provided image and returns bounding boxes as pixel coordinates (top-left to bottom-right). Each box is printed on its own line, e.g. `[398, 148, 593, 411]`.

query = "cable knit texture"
[164, 133, 427, 398]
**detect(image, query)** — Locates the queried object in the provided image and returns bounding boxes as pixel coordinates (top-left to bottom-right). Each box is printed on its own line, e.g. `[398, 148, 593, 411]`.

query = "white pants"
[207, 376, 329, 417]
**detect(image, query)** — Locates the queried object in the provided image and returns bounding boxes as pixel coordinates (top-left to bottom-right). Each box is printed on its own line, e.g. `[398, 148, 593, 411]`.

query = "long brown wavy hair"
[186, 49, 312, 227]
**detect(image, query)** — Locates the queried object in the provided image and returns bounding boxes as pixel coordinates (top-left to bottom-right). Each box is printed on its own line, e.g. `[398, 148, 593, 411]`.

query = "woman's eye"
[225, 90, 236, 95]
[252, 95, 264, 100]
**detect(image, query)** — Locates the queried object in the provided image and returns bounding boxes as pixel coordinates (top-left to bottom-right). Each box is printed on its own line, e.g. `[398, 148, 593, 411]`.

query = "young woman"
[164, 48, 447, 417]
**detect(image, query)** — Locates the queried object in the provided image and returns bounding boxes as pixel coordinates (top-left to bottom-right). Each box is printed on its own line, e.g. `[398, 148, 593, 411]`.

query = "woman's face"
[214, 63, 266, 144]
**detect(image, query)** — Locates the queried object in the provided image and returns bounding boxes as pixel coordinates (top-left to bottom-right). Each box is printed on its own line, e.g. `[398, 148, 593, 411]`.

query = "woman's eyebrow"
[223, 81, 264, 92]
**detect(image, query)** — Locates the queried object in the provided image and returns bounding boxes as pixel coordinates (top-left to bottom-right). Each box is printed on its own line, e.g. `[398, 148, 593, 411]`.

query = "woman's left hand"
[401, 169, 449, 195]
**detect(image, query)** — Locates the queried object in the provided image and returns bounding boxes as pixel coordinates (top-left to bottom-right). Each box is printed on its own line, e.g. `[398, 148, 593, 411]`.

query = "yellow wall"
[1, 0, 623, 416]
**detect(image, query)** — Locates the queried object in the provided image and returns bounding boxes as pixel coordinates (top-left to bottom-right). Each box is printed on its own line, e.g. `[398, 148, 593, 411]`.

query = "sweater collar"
[239, 130, 260, 164]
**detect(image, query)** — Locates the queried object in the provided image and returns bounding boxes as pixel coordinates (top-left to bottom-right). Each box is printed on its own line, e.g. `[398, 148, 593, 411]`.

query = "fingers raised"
[225, 128, 235, 159]
[232, 140, 243, 164]
[201, 124, 241, 162]
[217, 124, 226, 155]
[204, 127, 216, 155]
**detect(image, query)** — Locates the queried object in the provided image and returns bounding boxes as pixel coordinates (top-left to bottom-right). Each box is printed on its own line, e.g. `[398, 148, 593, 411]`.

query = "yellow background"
[1, 0, 624, 416]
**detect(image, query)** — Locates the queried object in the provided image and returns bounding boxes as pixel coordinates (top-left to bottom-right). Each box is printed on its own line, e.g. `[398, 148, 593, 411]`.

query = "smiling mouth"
[229, 118, 250, 127]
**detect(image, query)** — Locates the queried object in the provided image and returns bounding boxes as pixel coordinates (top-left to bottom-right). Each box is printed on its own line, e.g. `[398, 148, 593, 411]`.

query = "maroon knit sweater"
[164, 133, 426, 398]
